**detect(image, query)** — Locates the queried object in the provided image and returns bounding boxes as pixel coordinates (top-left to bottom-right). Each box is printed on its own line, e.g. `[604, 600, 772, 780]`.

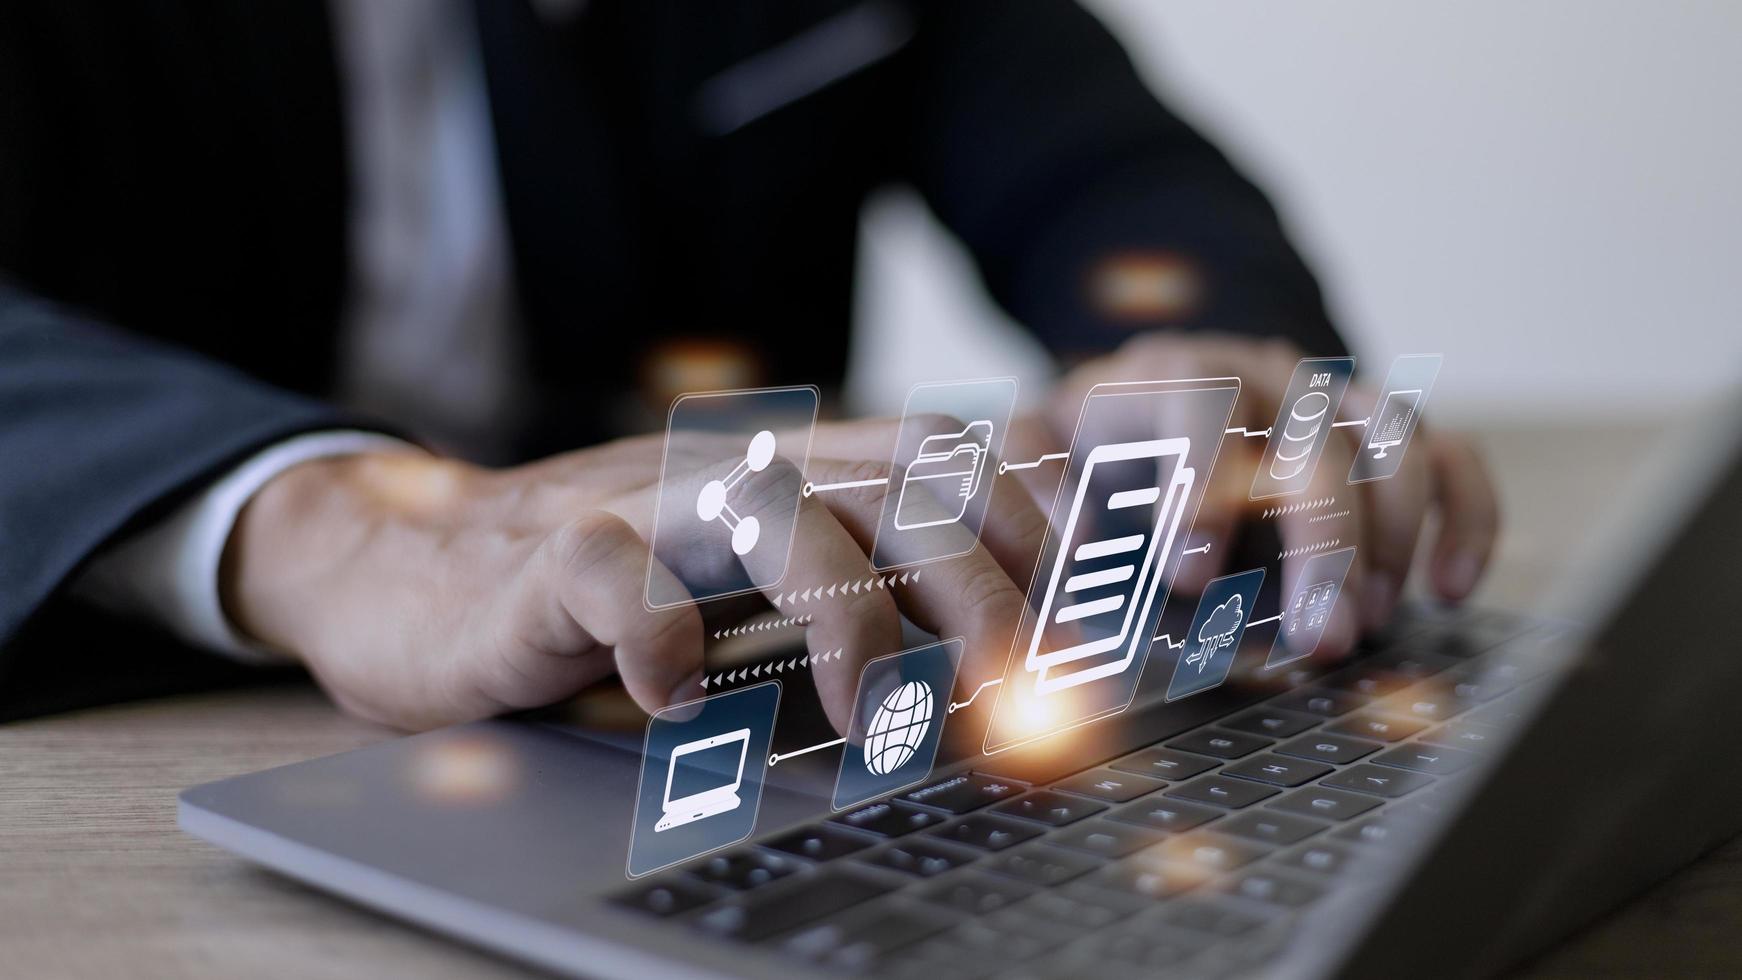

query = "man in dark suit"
[0, 0, 1497, 729]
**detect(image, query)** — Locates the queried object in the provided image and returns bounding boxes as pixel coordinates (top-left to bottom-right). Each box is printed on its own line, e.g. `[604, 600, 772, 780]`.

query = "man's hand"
[1034, 333, 1501, 657]
[220, 425, 1046, 732]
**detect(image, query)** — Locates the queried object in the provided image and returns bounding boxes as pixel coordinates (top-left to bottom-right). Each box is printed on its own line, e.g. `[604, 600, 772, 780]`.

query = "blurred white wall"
[848, 1, 1742, 424]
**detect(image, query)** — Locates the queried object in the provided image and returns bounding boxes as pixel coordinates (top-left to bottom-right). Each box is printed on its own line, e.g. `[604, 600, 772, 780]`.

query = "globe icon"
[863, 680, 935, 776]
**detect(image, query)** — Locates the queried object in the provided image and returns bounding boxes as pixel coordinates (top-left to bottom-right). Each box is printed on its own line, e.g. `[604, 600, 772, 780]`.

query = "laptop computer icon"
[653, 728, 750, 833]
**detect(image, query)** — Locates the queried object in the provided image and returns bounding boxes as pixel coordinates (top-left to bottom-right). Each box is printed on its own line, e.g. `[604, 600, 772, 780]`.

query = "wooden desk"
[4, 421, 1734, 978]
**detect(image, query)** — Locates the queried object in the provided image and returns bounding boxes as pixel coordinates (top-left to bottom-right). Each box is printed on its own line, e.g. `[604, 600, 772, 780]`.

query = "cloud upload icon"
[1188, 594, 1246, 673]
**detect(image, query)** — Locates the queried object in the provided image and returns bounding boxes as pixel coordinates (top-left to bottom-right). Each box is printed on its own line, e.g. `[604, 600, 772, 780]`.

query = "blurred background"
[848, 0, 1742, 609]
[850, 0, 1742, 421]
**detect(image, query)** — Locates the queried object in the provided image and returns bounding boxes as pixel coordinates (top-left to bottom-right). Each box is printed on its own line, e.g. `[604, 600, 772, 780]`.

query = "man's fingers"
[735, 458, 903, 733]
[514, 512, 706, 714]
[1354, 447, 1432, 631]
[805, 458, 1028, 694]
[1426, 431, 1501, 601]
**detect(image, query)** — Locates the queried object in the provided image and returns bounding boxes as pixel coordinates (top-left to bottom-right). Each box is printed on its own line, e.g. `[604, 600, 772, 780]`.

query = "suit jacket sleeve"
[893, 0, 1347, 361]
[0, 282, 360, 656]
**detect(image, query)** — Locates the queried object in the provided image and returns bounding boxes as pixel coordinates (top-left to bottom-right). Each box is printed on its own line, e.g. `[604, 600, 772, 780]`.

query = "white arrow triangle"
[699, 676, 710, 689]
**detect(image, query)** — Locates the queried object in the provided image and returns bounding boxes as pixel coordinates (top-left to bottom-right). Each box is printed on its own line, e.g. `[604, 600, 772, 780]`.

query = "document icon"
[893, 420, 994, 531]
[1026, 438, 1195, 695]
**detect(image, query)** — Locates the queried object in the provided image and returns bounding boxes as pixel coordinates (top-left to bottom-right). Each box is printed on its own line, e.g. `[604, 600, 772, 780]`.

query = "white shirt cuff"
[71, 430, 418, 663]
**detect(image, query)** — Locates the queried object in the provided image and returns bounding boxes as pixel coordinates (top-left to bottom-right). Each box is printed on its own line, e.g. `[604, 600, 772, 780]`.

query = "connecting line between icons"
[1331, 417, 1371, 429]
[1224, 427, 1272, 439]
[802, 476, 890, 497]
[769, 737, 846, 767]
[1181, 543, 1213, 557]
[998, 452, 1069, 474]
[947, 678, 1004, 714]
[1159, 613, 1282, 651]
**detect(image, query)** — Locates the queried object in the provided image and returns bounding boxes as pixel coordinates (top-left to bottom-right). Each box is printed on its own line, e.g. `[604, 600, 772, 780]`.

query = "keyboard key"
[783, 904, 953, 968]
[1218, 810, 1329, 846]
[1378, 687, 1475, 724]
[1161, 897, 1269, 937]
[1335, 815, 1421, 847]
[1092, 924, 1217, 968]
[1019, 889, 1139, 931]
[1463, 694, 1531, 728]
[1221, 870, 1326, 908]
[688, 850, 797, 890]
[1108, 797, 1223, 833]
[1267, 786, 1382, 822]
[1146, 831, 1272, 873]
[902, 773, 1025, 814]
[985, 844, 1102, 887]
[1050, 819, 1165, 858]
[1372, 745, 1477, 775]
[1269, 687, 1365, 717]
[694, 871, 895, 942]
[611, 877, 717, 917]
[764, 824, 875, 862]
[1275, 732, 1383, 765]
[1109, 746, 1219, 781]
[931, 814, 1044, 851]
[1324, 714, 1427, 742]
[1323, 667, 1414, 698]
[923, 872, 1037, 915]
[1321, 764, 1435, 798]
[1221, 707, 1320, 738]
[1277, 840, 1358, 876]
[1168, 728, 1272, 759]
[1088, 860, 1201, 900]
[993, 790, 1107, 826]
[1329, 650, 1458, 697]
[1223, 753, 1333, 787]
[933, 921, 1064, 963]
[831, 801, 945, 838]
[1051, 768, 1166, 803]
[1165, 774, 1281, 809]
[862, 840, 977, 877]
[1417, 720, 1503, 752]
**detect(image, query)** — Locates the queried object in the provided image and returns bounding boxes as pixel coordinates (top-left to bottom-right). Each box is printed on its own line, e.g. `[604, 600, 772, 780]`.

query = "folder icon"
[893, 420, 994, 531]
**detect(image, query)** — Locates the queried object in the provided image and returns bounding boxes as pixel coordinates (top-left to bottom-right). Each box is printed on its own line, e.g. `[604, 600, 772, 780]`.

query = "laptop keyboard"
[610, 606, 1567, 978]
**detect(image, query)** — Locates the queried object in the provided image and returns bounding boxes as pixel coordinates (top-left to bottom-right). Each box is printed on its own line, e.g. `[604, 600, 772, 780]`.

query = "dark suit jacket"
[0, 0, 1341, 703]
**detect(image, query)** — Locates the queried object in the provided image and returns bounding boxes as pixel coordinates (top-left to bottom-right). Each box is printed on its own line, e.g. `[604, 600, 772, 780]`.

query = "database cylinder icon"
[1271, 391, 1330, 481]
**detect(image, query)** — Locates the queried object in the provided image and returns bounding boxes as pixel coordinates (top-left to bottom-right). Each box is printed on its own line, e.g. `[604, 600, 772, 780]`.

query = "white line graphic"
[1056, 594, 1125, 624]
[1074, 534, 1145, 562]
[999, 452, 1069, 473]
[948, 678, 1004, 714]
[1225, 427, 1272, 438]
[803, 476, 890, 497]
[1245, 613, 1283, 629]
[1332, 418, 1370, 429]
[769, 737, 846, 766]
[1064, 566, 1135, 593]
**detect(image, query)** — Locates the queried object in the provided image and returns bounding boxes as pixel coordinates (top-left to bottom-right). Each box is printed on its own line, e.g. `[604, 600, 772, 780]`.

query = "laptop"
[657, 729, 752, 832]
[179, 395, 1742, 979]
